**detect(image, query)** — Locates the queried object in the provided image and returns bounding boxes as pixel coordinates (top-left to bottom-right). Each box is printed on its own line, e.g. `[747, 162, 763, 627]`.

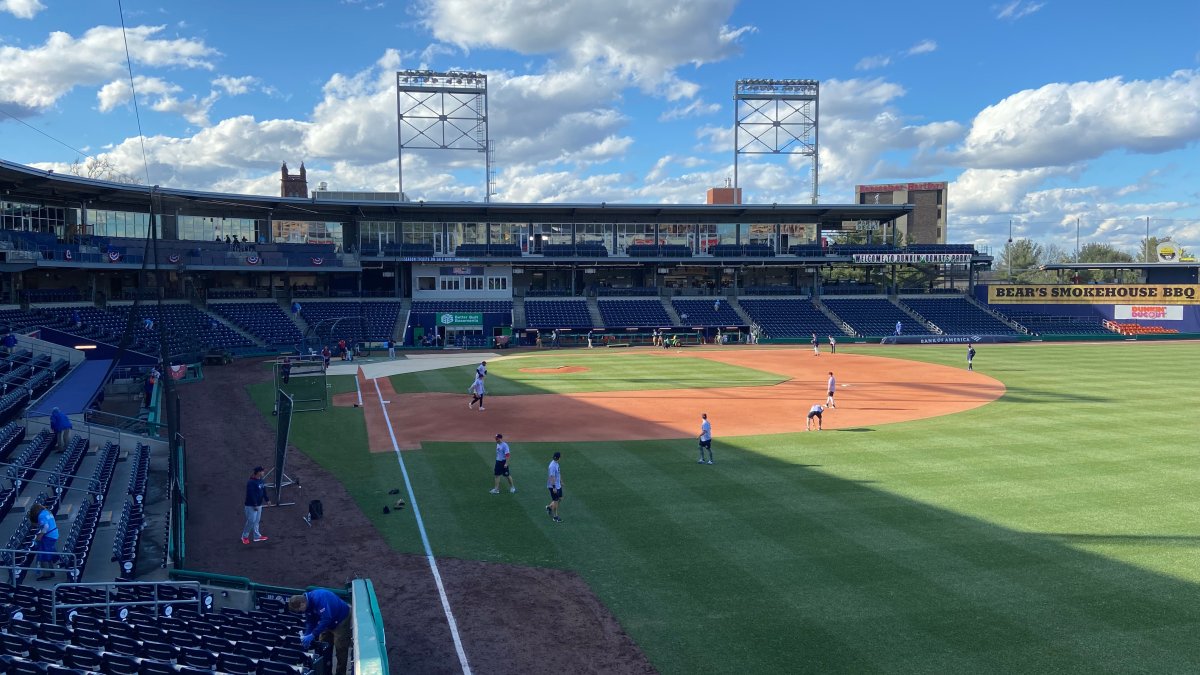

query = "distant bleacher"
[210, 302, 302, 347]
[525, 299, 593, 329]
[739, 298, 844, 339]
[671, 299, 743, 326]
[902, 297, 1019, 335]
[597, 299, 672, 327]
[299, 301, 402, 343]
[822, 298, 915, 337]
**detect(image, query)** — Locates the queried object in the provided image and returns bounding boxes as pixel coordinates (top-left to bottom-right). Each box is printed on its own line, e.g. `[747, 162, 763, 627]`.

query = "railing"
[49, 580, 205, 623]
[351, 579, 389, 675]
[0, 547, 83, 587]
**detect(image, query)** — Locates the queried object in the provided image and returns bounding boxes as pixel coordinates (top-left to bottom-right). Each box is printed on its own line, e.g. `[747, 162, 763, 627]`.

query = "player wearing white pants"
[826, 372, 837, 408]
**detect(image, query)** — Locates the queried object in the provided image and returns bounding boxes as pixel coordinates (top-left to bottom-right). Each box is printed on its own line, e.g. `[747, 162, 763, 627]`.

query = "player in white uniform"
[826, 372, 837, 408]
[545, 452, 563, 522]
[468, 373, 486, 411]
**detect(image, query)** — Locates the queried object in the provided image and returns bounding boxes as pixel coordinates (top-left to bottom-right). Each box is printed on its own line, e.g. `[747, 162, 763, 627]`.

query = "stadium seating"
[20, 288, 83, 303]
[525, 299, 594, 329]
[901, 297, 1020, 335]
[1106, 321, 1179, 336]
[671, 299, 743, 326]
[597, 299, 672, 327]
[210, 302, 303, 347]
[820, 282, 880, 295]
[742, 285, 800, 295]
[787, 244, 825, 257]
[1004, 312, 1110, 335]
[707, 244, 774, 257]
[0, 582, 327, 673]
[822, 298, 915, 337]
[596, 287, 658, 297]
[627, 244, 692, 257]
[298, 301, 402, 343]
[905, 244, 976, 254]
[738, 298, 844, 339]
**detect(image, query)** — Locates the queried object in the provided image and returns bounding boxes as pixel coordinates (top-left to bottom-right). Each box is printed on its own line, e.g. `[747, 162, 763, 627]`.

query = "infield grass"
[386, 351, 786, 395]
[251, 342, 1200, 674]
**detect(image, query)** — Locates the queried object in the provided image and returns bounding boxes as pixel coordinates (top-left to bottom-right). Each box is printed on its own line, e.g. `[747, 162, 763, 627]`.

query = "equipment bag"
[308, 499, 324, 521]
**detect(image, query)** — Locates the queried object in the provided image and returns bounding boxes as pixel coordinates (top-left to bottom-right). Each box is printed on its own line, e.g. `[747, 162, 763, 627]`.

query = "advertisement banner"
[989, 284, 1200, 305]
[438, 312, 483, 326]
[852, 253, 972, 264]
[880, 334, 1021, 345]
[1114, 305, 1184, 321]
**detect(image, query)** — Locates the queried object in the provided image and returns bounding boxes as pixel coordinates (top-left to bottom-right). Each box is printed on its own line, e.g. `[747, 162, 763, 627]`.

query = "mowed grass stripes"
[257, 342, 1200, 673]
[386, 351, 785, 395]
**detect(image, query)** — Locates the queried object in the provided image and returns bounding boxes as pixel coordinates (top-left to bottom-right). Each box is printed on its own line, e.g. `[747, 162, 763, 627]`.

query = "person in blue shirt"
[241, 466, 270, 544]
[28, 503, 59, 581]
[288, 589, 352, 675]
[49, 407, 72, 452]
[0, 332, 17, 354]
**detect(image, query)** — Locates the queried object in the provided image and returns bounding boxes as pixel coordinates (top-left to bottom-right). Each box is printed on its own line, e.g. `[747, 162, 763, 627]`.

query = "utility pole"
[1075, 217, 1080, 262]
[1145, 216, 1151, 262]
[1007, 218, 1013, 282]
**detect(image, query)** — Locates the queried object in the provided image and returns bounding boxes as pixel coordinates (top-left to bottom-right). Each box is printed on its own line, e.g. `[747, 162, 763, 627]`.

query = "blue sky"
[2, 0, 1198, 254]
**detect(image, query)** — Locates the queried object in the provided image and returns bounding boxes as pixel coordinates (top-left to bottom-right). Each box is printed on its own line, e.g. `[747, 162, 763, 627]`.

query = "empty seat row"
[0, 422, 26, 463]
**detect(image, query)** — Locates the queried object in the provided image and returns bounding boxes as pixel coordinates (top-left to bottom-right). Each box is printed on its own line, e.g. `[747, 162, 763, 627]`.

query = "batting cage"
[272, 356, 328, 412]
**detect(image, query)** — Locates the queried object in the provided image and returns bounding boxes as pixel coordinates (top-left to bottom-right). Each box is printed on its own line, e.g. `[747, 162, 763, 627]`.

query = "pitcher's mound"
[519, 366, 591, 374]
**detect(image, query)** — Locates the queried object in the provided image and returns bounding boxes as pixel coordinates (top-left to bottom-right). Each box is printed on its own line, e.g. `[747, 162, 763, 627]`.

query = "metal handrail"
[50, 580, 205, 624]
[0, 547, 83, 587]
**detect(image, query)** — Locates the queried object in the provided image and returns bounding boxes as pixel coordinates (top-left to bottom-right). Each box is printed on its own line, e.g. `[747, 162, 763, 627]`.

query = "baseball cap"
[253, 465, 265, 473]
[495, 434, 503, 440]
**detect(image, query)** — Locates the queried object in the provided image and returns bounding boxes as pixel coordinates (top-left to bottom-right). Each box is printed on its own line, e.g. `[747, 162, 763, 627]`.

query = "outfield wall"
[976, 284, 1200, 333]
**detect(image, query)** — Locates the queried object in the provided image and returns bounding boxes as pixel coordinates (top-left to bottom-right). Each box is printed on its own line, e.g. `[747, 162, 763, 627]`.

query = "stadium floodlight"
[396, 69, 494, 203]
[734, 78, 820, 204]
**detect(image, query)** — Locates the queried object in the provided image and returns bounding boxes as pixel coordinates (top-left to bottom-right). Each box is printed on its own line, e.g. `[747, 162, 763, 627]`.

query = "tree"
[998, 238, 1054, 283]
[67, 156, 140, 184]
[1076, 242, 1135, 283]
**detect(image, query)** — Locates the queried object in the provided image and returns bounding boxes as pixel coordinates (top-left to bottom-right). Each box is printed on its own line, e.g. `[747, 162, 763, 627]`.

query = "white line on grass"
[355, 368, 364, 407]
[372, 378, 472, 675]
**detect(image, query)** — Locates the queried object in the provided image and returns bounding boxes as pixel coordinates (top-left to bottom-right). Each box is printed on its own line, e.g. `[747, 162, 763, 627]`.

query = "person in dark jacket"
[241, 466, 270, 544]
[289, 589, 352, 675]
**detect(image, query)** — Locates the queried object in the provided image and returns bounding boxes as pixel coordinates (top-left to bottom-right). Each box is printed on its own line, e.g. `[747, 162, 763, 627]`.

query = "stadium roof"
[0, 159, 911, 227]
[1042, 262, 1200, 270]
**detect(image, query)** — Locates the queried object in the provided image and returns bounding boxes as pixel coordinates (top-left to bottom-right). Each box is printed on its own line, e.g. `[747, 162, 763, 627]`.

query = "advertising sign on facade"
[988, 285, 1200, 305]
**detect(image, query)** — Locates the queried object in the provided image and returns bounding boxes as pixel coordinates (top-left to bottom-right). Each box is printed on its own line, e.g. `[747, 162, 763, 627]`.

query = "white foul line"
[355, 368, 364, 407]
[372, 378, 472, 675]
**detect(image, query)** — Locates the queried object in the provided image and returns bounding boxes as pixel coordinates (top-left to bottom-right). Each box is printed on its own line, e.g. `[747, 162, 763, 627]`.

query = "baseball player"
[468, 373, 486, 411]
[827, 335, 836, 354]
[806, 404, 825, 431]
[476, 361, 487, 378]
[967, 344, 976, 371]
[697, 413, 713, 465]
[825, 372, 837, 408]
[490, 434, 516, 494]
[811, 333, 819, 356]
[545, 451, 563, 523]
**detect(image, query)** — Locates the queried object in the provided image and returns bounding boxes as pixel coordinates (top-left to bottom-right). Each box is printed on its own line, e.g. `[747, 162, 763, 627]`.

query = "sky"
[2, 0, 1199, 255]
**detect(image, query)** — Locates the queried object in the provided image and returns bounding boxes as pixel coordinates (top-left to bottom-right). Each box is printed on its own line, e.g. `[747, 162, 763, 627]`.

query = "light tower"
[733, 79, 819, 204]
[395, 70, 493, 201]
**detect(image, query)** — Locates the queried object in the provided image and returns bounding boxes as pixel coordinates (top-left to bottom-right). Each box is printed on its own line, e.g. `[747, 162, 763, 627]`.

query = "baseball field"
[225, 341, 1200, 673]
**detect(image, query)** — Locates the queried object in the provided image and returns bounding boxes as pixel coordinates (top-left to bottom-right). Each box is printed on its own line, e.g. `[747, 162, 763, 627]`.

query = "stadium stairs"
[586, 297, 604, 328]
[393, 299, 410, 342]
[893, 297, 942, 334]
[282, 300, 309, 336]
[812, 299, 859, 337]
[512, 299, 527, 330]
[661, 299, 683, 326]
[964, 294, 1028, 334]
[728, 298, 754, 326]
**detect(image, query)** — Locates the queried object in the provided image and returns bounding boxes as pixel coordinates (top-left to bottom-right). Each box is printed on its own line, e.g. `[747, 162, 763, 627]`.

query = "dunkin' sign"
[1114, 305, 1183, 321]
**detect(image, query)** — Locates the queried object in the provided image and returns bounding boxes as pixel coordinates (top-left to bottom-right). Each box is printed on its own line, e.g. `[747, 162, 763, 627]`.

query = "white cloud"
[905, 39, 937, 56]
[0, 25, 216, 114]
[0, 0, 44, 19]
[956, 70, 1200, 169]
[96, 76, 181, 112]
[212, 75, 258, 96]
[995, 0, 1045, 20]
[418, 0, 752, 98]
[855, 55, 891, 71]
[659, 98, 721, 121]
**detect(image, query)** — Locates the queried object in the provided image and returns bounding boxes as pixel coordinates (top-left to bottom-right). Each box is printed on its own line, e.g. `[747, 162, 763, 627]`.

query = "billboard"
[989, 284, 1200, 305]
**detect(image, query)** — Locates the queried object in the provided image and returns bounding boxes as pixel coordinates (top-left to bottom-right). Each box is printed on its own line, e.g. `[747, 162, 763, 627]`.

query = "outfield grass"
[253, 342, 1200, 673]
[386, 351, 786, 395]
